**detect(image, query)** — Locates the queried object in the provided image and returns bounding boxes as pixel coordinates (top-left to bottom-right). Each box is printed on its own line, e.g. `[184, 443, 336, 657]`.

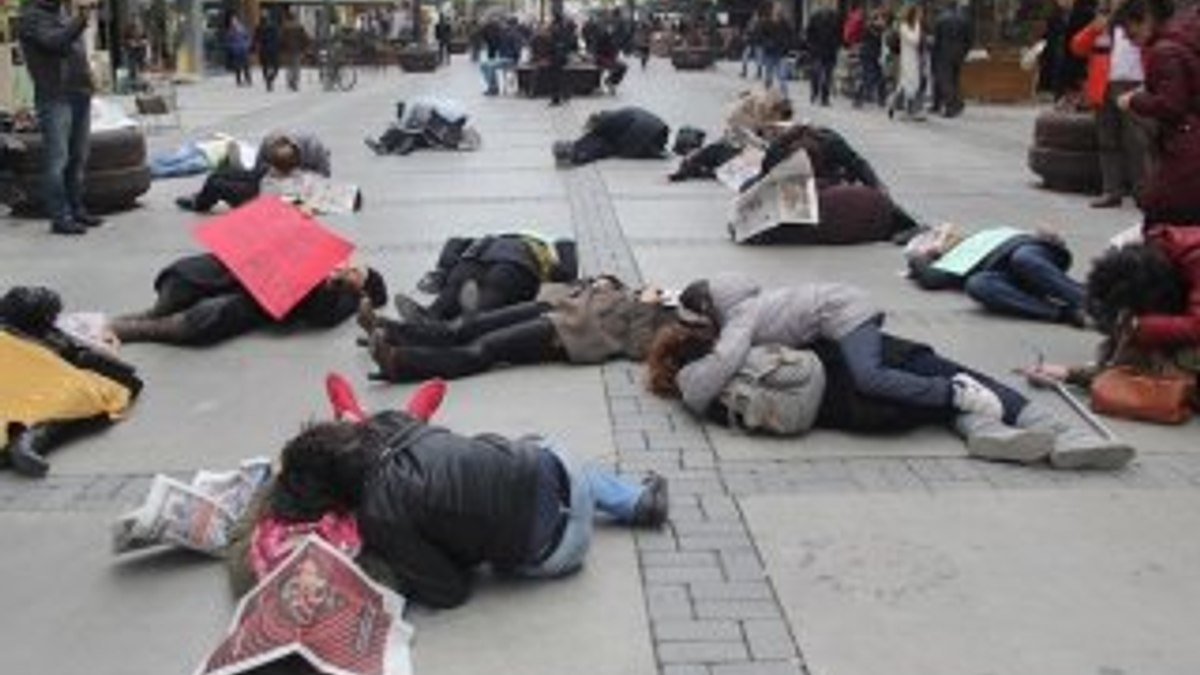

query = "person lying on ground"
[1027, 231, 1199, 387]
[175, 131, 331, 212]
[553, 106, 670, 167]
[399, 233, 578, 322]
[108, 253, 387, 346]
[646, 320, 1134, 470]
[673, 273, 1009, 423]
[1, 286, 143, 477]
[364, 96, 481, 156]
[268, 397, 669, 608]
[360, 276, 680, 382]
[904, 223, 1089, 326]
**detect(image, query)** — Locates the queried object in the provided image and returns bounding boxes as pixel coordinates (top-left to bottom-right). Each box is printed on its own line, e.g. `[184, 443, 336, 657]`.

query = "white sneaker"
[952, 373, 1004, 419]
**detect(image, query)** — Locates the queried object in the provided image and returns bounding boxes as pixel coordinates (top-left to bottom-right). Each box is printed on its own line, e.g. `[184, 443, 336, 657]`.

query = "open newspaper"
[729, 148, 819, 243]
[112, 458, 272, 555]
[196, 535, 414, 675]
[262, 172, 362, 215]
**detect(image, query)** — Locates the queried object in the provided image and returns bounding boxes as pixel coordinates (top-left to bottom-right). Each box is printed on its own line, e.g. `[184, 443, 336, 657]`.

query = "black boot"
[7, 425, 53, 477]
[393, 292, 435, 325]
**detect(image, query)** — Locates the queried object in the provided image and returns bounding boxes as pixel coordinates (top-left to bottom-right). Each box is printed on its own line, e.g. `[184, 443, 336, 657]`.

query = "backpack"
[718, 345, 826, 435]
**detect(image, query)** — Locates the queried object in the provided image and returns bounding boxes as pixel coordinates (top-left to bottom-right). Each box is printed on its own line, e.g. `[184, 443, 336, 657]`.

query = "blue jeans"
[809, 58, 835, 104]
[856, 58, 885, 106]
[836, 319, 954, 410]
[149, 144, 211, 179]
[963, 243, 1084, 322]
[899, 344, 1028, 425]
[481, 57, 516, 94]
[762, 56, 789, 98]
[517, 440, 644, 579]
[35, 93, 91, 222]
[741, 45, 762, 78]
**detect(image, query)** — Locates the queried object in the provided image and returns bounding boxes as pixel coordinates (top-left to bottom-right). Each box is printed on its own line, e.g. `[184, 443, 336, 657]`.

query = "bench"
[515, 64, 601, 98]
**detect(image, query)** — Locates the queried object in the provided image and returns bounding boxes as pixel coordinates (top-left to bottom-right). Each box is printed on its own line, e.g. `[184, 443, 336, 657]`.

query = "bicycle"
[317, 44, 358, 92]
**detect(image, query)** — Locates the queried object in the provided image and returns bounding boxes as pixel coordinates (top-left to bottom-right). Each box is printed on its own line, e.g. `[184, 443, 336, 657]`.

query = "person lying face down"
[270, 406, 668, 608]
[360, 275, 681, 382]
[553, 107, 670, 166]
[109, 254, 387, 346]
[176, 131, 332, 213]
[904, 223, 1089, 327]
[644, 320, 1135, 470]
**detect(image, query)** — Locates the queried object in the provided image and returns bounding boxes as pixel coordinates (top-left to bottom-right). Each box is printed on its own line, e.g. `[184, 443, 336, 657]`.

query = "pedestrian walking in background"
[436, 14, 452, 65]
[888, 4, 925, 120]
[17, 0, 100, 235]
[255, 13, 282, 92]
[632, 20, 651, 70]
[760, 3, 794, 100]
[855, 7, 888, 107]
[225, 14, 253, 87]
[740, 8, 765, 78]
[806, 0, 841, 106]
[123, 21, 148, 91]
[931, 0, 972, 117]
[1116, 0, 1200, 224]
[281, 9, 309, 92]
[548, 11, 575, 106]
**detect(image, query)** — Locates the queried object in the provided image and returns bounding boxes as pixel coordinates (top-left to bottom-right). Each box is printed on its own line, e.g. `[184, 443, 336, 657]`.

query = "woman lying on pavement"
[175, 131, 331, 213]
[645, 320, 1135, 470]
[1, 286, 143, 477]
[674, 273, 1020, 423]
[109, 253, 387, 346]
[266, 378, 668, 608]
[552, 107, 670, 167]
[360, 276, 680, 382]
[396, 233, 578, 322]
[904, 223, 1089, 326]
[1024, 228, 1200, 388]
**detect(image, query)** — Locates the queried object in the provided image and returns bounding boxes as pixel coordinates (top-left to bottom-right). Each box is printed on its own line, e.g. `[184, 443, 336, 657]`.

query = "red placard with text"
[194, 196, 354, 319]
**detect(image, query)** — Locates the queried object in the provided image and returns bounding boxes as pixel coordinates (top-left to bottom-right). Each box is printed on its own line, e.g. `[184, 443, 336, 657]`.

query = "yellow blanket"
[0, 330, 132, 447]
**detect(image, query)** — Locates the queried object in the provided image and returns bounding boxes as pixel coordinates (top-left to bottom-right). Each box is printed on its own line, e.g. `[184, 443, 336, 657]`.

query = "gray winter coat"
[677, 273, 879, 414]
[18, 0, 92, 102]
[256, 131, 332, 177]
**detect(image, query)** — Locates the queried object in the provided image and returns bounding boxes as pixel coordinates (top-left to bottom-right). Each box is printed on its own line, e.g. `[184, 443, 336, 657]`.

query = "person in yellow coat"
[1, 287, 141, 477]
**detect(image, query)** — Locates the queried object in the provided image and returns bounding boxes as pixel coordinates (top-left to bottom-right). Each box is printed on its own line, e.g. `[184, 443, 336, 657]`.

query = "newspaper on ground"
[715, 147, 765, 191]
[113, 458, 272, 555]
[196, 535, 414, 675]
[729, 149, 819, 243]
[262, 172, 362, 215]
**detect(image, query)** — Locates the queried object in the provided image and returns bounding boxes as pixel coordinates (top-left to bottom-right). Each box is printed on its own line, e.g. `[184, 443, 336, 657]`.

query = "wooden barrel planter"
[671, 48, 714, 70]
[962, 53, 1036, 103]
[398, 48, 440, 72]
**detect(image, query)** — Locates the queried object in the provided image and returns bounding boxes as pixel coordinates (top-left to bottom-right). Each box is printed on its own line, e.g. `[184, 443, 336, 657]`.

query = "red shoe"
[326, 372, 367, 422]
[404, 379, 447, 421]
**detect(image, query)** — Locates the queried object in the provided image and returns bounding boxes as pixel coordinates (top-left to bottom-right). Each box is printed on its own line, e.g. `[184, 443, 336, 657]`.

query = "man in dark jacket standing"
[806, 0, 842, 106]
[255, 13, 282, 92]
[931, 0, 973, 117]
[18, 0, 99, 235]
[272, 412, 669, 608]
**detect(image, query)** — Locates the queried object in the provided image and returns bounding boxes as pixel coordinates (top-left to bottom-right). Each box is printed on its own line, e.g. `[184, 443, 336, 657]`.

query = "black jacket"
[752, 125, 882, 191]
[18, 0, 92, 102]
[805, 8, 842, 61]
[932, 7, 973, 63]
[590, 107, 670, 158]
[356, 412, 542, 608]
[436, 234, 578, 283]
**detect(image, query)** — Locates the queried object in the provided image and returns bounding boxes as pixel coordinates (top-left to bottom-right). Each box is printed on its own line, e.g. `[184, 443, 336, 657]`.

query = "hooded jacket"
[17, 0, 92, 102]
[1129, 6, 1200, 223]
[676, 273, 879, 414]
[1133, 225, 1200, 348]
[355, 411, 542, 608]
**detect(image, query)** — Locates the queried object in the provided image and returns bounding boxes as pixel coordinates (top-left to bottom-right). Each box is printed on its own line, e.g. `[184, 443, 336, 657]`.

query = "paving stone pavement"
[3, 58, 1199, 675]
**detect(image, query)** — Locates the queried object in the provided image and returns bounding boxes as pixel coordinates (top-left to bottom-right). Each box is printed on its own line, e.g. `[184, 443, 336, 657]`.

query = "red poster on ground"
[193, 196, 354, 319]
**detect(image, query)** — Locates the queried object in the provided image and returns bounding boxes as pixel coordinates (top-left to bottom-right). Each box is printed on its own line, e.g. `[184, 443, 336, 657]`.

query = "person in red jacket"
[1115, 0, 1200, 225]
[1070, 1, 1150, 209]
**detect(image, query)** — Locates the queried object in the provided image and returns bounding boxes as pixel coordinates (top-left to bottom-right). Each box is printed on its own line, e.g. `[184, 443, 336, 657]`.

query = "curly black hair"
[1086, 244, 1186, 336]
[0, 286, 62, 337]
[272, 421, 381, 520]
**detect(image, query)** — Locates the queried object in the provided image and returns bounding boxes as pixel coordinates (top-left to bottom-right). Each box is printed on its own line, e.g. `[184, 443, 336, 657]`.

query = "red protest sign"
[194, 196, 354, 319]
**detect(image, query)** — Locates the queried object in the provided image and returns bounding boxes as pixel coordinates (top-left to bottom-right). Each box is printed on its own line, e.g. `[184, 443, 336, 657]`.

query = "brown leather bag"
[1090, 365, 1196, 425]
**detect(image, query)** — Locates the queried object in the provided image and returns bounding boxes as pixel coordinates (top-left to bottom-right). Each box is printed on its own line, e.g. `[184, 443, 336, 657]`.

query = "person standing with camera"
[18, 0, 101, 236]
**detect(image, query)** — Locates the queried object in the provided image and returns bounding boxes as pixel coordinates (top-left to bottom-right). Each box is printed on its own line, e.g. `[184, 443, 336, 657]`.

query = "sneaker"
[630, 472, 669, 528]
[50, 219, 86, 236]
[393, 292, 432, 324]
[1049, 441, 1135, 470]
[404, 378, 447, 421]
[325, 372, 366, 422]
[73, 211, 104, 228]
[364, 137, 385, 155]
[952, 373, 1004, 419]
[416, 270, 446, 295]
[175, 195, 201, 212]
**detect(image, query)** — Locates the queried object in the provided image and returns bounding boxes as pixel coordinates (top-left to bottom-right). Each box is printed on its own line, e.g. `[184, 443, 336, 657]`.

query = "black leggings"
[193, 167, 262, 211]
[427, 261, 541, 320]
[385, 300, 552, 346]
[150, 274, 268, 345]
[377, 315, 564, 381]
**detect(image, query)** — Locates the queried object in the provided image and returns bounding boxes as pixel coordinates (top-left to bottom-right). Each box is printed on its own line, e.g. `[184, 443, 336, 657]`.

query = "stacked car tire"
[10, 126, 151, 214]
[1027, 109, 1102, 194]
[671, 48, 715, 70]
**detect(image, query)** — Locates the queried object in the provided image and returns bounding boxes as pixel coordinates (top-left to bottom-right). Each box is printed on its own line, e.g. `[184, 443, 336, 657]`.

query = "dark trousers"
[1097, 81, 1149, 198]
[261, 55, 280, 91]
[384, 300, 551, 346]
[933, 57, 964, 115]
[855, 58, 886, 106]
[231, 53, 252, 86]
[193, 167, 262, 211]
[963, 242, 1084, 322]
[380, 316, 563, 381]
[809, 57, 836, 105]
[153, 274, 269, 345]
[836, 320, 955, 411]
[34, 93, 91, 223]
[427, 261, 541, 320]
[899, 343, 1028, 425]
[548, 62, 568, 103]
